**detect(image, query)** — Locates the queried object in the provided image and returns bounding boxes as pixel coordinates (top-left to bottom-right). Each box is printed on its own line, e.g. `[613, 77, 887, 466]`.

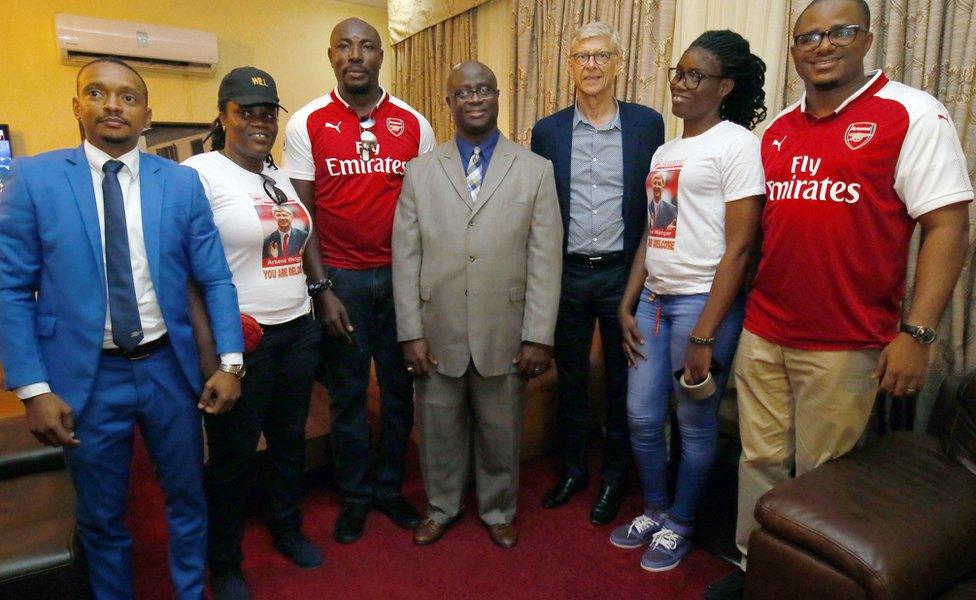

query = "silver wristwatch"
[218, 363, 247, 379]
[900, 322, 937, 345]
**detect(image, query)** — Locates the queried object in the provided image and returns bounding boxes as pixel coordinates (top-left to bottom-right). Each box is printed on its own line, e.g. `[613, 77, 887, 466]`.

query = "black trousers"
[204, 313, 321, 574]
[553, 260, 631, 485]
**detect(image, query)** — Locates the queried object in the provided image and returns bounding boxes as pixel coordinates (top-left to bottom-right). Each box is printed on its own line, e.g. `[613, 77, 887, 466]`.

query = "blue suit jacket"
[530, 101, 664, 264]
[0, 145, 243, 414]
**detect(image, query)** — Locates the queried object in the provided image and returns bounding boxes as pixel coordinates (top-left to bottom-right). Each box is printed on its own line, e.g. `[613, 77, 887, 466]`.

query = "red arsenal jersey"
[283, 89, 435, 269]
[745, 71, 973, 350]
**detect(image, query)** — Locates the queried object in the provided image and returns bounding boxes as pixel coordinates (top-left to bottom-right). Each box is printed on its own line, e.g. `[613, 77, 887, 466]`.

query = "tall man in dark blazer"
[0, 58, 244, 599]
[531, 21, 664, 525]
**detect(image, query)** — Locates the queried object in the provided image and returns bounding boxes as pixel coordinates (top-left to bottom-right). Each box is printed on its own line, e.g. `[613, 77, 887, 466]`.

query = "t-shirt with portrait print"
[182, 151, 312, 324]
[643, 120, 765, 295]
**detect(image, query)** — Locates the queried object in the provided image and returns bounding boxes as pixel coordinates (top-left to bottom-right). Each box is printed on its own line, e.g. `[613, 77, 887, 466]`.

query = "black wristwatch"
[307, 279, 333, 298]
[900, 322, 937, 345]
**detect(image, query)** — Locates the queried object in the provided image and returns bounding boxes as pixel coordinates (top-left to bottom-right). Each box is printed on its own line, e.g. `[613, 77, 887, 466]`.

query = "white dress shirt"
[15, 142, 240, 400]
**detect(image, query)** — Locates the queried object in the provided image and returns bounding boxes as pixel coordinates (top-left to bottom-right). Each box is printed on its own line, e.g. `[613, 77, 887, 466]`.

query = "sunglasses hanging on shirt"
[260, 173, 288, 205]
[359, 117, 378, 162]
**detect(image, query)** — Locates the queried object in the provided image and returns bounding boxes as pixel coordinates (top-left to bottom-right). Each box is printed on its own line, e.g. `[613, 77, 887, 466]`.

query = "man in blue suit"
[0, 58, 245, 599]
[531, 22, 664, 525]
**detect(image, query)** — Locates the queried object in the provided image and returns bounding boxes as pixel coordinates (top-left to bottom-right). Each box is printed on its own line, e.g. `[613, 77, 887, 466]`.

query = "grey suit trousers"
[415, 364, 524, 525]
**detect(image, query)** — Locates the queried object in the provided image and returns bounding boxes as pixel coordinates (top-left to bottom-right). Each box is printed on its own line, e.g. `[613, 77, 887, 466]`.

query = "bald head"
[331, 18, 382, 47]
[329, 18, 384, 97]
[446, 61, 499, 143]
[796, 0, 870, 30]
[446, 61, 497, 94]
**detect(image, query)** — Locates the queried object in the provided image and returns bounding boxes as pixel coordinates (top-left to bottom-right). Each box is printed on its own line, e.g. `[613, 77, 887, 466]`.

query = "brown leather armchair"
[745, 372, 976, 600]
[0, 416, 89, 599]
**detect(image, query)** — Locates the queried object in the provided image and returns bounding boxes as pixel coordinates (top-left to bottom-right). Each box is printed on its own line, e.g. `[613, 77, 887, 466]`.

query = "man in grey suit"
[392, 61, 562, 549]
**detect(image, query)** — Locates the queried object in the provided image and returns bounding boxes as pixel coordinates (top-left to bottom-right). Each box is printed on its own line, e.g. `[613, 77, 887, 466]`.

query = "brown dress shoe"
[487, 523, 517, 549]
[414, 518, 446, 545]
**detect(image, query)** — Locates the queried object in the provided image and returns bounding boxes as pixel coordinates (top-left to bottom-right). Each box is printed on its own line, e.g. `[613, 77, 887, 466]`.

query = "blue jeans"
[627, 289, 745, 523]
[321, 266, 414, 502]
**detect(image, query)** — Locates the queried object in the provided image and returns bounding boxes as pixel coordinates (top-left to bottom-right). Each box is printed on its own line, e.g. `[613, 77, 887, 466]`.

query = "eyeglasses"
[571, 51, 616, 66]
[793, 24, 867, 52]
[452, 85, 499, 101]
[260, 174, 288, 205]
[668, 67, 722, 89]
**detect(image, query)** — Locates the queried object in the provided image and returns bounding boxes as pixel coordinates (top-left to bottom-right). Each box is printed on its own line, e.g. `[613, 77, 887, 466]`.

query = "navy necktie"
[102, 160, 143, 352]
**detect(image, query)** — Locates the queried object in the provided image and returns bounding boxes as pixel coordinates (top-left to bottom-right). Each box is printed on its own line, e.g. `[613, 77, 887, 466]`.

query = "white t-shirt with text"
[183, 151, 312, 324]
[644, 120, 765, 295]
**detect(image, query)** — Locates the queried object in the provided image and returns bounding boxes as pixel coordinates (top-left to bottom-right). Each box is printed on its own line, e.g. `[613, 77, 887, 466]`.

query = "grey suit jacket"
[392, 134, 563, 378]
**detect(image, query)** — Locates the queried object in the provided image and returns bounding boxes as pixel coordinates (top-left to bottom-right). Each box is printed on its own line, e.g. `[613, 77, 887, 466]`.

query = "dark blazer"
[263, 227, 309, 259]
[530, 100, 664, 264]
[0, 145, 243, 414]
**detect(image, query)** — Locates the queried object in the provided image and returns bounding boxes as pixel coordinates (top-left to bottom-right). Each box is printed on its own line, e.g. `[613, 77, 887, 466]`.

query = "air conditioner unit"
[55, 14, 218, 76]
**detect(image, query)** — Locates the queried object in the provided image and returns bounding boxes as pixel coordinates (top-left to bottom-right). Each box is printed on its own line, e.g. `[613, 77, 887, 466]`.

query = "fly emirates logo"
[766, 155, 861, 204]
[324, 155, 407, 177]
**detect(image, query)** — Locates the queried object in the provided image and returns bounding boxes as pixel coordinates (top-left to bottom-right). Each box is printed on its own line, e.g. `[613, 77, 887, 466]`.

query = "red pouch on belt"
[241, 313, 264, 353]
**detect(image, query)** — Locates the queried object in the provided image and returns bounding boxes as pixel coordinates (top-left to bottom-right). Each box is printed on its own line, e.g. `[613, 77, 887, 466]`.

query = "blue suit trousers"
[64, 344, 206, 600]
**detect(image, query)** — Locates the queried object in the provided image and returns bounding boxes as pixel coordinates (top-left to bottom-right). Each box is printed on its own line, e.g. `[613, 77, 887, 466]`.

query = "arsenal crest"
[386, 118, 405, 137]
[844, 122, 876, 150]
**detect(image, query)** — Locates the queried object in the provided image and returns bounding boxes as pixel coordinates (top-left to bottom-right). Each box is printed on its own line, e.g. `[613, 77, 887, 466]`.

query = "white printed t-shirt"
[183, 151, 312, 324]
[643, 120, 765, 295]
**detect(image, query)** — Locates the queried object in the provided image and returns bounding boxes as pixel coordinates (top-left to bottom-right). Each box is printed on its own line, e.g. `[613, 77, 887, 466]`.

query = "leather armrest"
[755, 433, 976, 600]
[0, 448, 65, 480]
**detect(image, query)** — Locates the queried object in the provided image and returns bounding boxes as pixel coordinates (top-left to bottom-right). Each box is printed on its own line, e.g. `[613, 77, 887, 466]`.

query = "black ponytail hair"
[689, 30, 767, 131]
[205, 101, 277, 168]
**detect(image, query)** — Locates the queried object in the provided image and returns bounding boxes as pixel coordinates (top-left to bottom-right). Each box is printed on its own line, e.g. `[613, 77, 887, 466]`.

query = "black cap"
[218, 66, 287, 111]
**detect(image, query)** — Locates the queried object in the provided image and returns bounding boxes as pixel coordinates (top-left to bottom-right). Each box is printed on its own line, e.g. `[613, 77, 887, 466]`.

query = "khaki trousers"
[415, 364, 524, 526]
[734, 329, 879, 566]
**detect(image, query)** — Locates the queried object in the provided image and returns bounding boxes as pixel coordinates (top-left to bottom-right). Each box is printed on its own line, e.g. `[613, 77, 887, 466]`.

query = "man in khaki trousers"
[392, 61, 562, 549]
[708, 1, 972, 598]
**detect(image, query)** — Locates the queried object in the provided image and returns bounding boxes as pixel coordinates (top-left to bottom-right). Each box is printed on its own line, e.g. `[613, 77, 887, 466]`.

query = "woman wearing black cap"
[183, 66, 323, 599]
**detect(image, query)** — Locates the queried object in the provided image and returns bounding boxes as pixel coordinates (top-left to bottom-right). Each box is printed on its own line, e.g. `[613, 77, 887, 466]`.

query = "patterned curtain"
[391, 9, 479, 143]
[511, 0, 678, 146]
[785, 0, 976, 427]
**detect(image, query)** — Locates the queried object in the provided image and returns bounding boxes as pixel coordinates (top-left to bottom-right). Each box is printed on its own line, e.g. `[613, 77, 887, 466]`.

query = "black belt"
[102, 334, 169, 360]
[566, 251, 624, 267]
[259, 313, 313, 332]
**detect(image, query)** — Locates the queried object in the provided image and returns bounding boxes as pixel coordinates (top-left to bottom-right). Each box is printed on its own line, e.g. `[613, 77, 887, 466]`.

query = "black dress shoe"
[541, 476, 588, 509]
[589, 482, 622, 525]
[333, 502, 369, 544]
[705, 569, 744, 600]
[373, 495, 422, 529]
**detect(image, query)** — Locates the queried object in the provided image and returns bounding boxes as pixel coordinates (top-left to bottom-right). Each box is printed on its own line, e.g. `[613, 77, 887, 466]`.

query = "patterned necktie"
[102, 160, 144, 352]
[466, 146, 482, 201]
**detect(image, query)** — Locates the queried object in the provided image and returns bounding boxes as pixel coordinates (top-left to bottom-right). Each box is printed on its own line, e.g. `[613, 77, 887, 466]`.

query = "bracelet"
[687, 333, 716, 346]
[307, 279, 333, 298]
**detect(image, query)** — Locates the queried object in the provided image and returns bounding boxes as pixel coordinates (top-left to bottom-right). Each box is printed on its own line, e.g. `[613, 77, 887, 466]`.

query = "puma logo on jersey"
[937, 114, 949, 122]
[772, 137, 786, 151]
[323, 122, 342, 133]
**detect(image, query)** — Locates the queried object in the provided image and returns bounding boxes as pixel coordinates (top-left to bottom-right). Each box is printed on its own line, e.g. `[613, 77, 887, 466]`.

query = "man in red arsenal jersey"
[708, 0, 973, 597]
[283, 18, 435, 545]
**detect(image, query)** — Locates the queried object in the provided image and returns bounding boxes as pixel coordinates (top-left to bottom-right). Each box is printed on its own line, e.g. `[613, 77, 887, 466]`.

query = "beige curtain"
[391, 9, 479, 142]
[512, 0, 678, 146]
[389, 0, 492, 44]
[785, 1, 976, 426]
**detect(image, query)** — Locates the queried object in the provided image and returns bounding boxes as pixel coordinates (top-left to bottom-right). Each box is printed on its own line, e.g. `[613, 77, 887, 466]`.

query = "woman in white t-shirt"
[611, 31, 767, 572]
[183, 67, 323, 597]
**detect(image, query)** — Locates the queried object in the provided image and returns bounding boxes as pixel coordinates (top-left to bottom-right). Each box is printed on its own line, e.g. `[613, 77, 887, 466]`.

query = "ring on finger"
[406, 366, 415, 373]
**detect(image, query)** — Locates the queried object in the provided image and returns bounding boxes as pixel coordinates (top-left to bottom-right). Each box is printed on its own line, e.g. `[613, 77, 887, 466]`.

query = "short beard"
[343, 77, 376, 96]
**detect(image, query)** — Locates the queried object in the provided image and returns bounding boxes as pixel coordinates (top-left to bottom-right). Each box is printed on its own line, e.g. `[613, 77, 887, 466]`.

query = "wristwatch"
[900, 322, 937, 345]
[307, 279, 333, 298]
[218, 363, 247, 379]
